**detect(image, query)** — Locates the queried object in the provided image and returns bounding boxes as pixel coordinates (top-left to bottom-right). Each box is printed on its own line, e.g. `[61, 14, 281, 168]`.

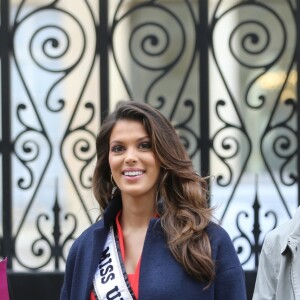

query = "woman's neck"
[120, 195, 156, 229]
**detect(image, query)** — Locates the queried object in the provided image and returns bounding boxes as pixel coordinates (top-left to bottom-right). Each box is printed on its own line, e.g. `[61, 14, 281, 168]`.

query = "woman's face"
[109, 119, 160, 201]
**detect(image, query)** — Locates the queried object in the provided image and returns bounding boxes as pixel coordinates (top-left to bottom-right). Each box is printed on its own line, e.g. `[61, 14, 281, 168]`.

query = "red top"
[116, 211, 141, 299]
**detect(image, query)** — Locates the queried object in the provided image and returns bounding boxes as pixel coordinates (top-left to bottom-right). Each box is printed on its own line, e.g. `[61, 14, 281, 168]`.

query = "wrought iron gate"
[0, 0, 299, 299]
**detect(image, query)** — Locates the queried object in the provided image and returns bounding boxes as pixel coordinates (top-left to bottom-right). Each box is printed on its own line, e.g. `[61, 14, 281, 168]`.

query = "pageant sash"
[93, 226, 134, 300]
[0, 258, 10, 300]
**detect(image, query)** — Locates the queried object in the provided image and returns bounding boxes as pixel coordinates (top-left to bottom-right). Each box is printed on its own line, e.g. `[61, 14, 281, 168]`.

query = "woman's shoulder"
[70, 219, 106, 250]
[205, 221, 232, 243]
[206, 222, 241, 261]
[262, 218, 293, 253]
[206, 222, 244, 281]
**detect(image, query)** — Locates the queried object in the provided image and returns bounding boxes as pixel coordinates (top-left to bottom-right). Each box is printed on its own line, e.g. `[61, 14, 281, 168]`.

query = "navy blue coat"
[60, 199, 246, 300]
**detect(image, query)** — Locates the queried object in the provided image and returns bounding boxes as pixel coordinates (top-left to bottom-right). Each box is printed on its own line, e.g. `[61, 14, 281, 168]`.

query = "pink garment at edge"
[0, 258, 10, 300]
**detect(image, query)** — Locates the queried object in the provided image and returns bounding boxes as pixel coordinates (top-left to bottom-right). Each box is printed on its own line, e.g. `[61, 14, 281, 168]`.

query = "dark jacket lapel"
[83, 196, 122, 299]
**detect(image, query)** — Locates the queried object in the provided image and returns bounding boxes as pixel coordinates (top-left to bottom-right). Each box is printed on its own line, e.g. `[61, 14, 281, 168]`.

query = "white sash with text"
[93, 226, 134, 300]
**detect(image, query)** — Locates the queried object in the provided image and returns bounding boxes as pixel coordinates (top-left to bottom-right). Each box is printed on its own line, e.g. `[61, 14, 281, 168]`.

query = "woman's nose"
[124, 148, 137, 164]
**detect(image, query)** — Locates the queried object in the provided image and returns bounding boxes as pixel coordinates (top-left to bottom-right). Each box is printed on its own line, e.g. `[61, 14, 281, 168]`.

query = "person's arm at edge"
[252, 234, 276, 300]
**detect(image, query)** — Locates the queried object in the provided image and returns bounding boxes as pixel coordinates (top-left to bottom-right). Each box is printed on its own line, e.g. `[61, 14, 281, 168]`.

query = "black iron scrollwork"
[22, 179, 77, 270]
[111, 0, 200, 158]
[263, 98, 297, 186]
[62, 102, 96, 191]
[14, 103, 51, 190]
[12, 1, 97, 270]
[211, 0, 296, 266]
[232, 179, 277, 267]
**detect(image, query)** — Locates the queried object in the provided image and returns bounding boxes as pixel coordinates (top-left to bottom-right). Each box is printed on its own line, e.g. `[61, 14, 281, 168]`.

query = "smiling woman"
[60, 100, 247, 300]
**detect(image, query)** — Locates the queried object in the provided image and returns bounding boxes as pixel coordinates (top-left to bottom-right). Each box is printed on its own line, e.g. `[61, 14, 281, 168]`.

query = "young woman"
[60, 100, 246, 300]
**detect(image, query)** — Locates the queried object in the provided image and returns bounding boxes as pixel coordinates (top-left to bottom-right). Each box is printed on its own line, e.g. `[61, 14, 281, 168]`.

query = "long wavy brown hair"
[93, 100, 215, 285]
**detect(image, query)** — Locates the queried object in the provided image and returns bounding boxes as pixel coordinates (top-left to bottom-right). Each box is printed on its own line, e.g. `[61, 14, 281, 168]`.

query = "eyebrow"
[110, 136, 150, 145]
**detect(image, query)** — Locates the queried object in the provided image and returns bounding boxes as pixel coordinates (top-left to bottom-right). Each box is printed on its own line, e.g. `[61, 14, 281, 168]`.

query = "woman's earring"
[111, 174, 117, 195]
[111, 174, 116, 187]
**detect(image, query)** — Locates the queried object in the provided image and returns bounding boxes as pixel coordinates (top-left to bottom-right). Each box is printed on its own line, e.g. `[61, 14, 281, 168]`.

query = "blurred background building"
[0, 0, 298, 299]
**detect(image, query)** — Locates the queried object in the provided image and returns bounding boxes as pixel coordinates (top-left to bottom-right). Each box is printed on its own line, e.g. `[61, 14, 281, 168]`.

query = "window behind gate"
[0, 0, 298, 298]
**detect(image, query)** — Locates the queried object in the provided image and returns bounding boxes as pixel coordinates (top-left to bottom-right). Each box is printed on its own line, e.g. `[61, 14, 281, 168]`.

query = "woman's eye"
[111, 145, 124, 153]
[139, 142, 151, 149]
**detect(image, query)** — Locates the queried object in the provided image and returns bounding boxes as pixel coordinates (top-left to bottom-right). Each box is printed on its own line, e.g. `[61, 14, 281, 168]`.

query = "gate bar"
[198, 0, 210, 185]
[1, 0, 13, 268]
[99, 0, 110, 121]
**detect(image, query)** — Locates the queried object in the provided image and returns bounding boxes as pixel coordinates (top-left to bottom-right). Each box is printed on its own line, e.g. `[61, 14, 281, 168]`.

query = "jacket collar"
[281, 206, 300, 254]
[84, 196, 122, 299]
[103, 195, 122, 227]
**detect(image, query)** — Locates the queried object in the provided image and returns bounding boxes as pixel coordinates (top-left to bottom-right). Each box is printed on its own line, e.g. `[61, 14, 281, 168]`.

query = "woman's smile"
[122, 168, 145, 178]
